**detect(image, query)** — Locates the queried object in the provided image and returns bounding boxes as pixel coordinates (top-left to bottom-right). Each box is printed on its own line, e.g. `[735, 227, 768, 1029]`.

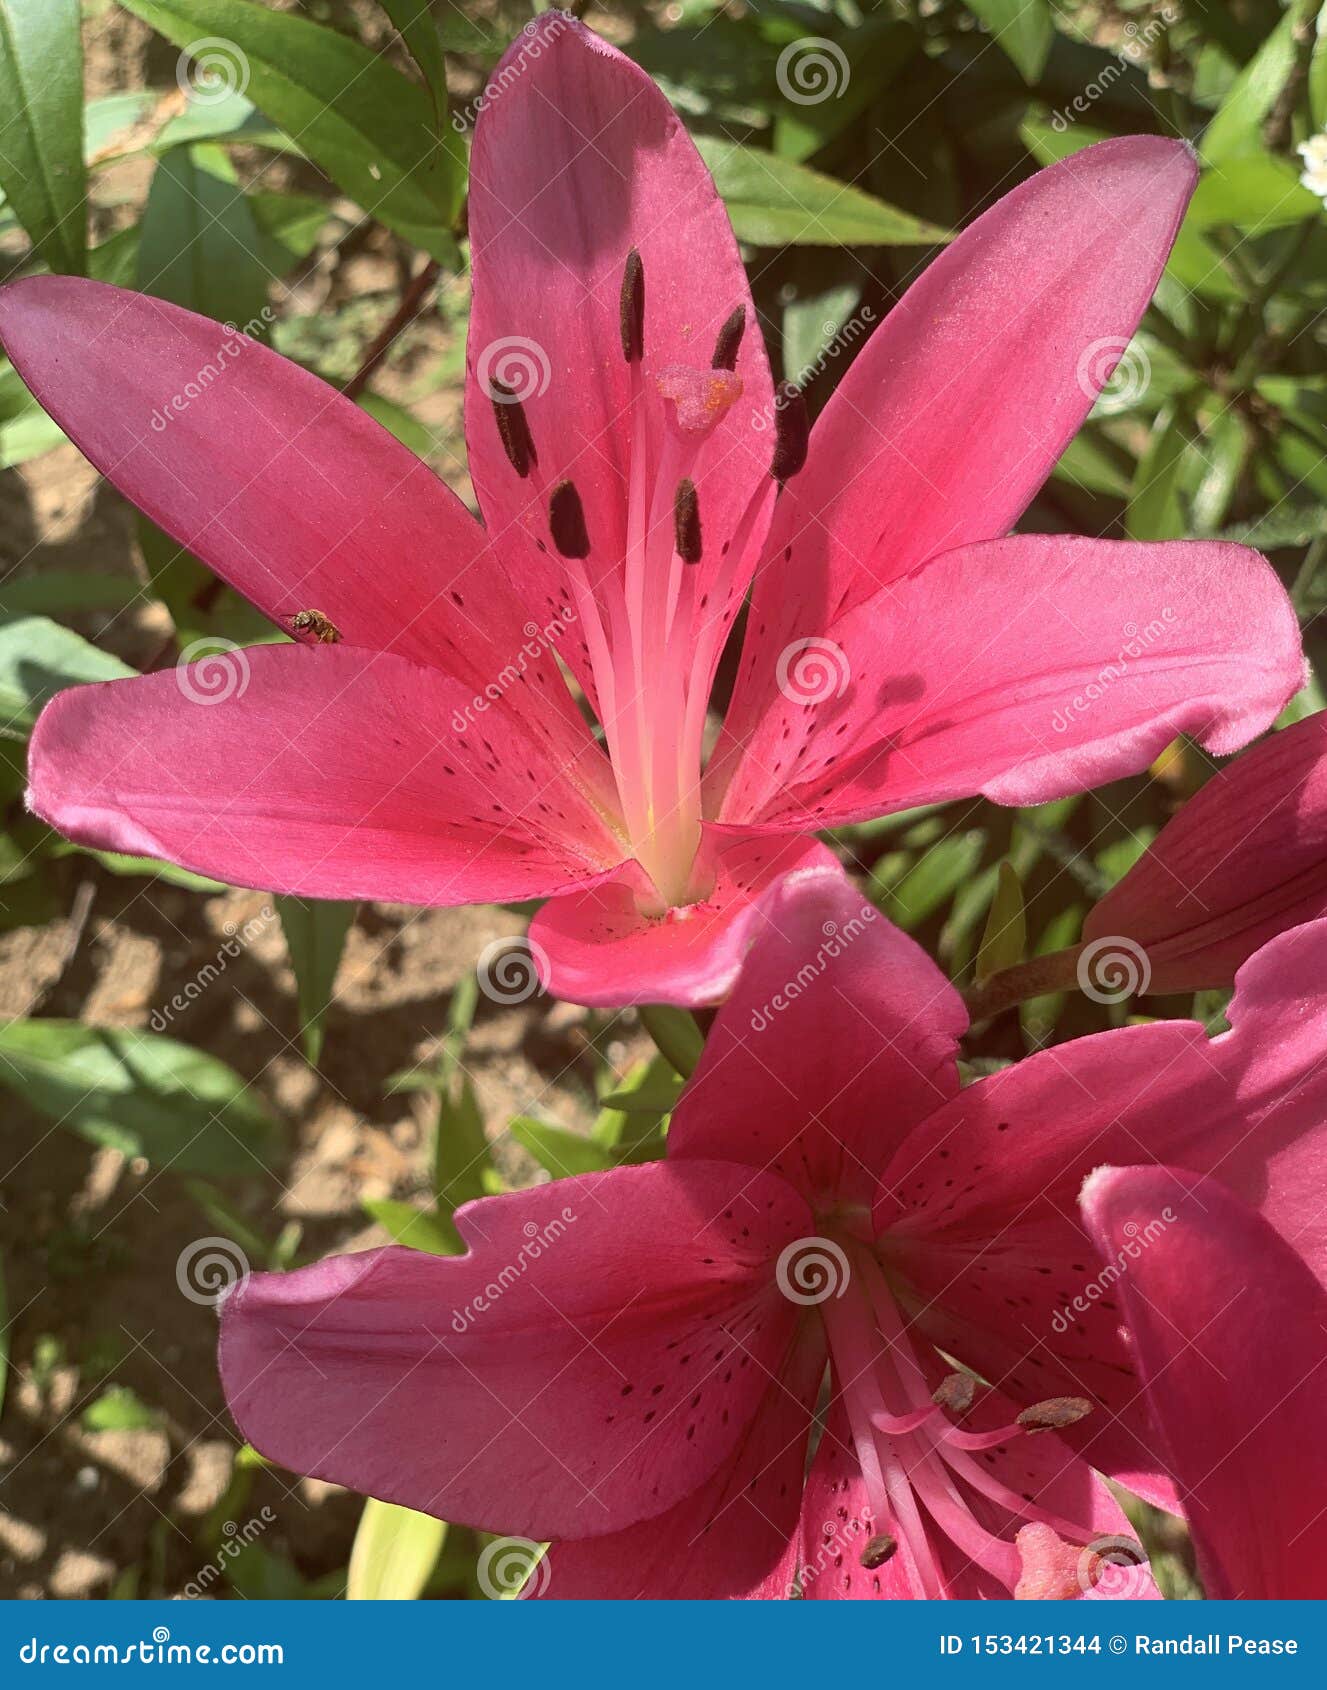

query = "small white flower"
[1296, 132, 1327, 203]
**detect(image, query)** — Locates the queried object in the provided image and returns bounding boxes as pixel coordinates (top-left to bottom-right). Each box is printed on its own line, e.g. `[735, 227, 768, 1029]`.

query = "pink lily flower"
[5, 15, 1304, 1007]
[218, 881, 1327, 1598]
[1083, 1165, 1327, 1599]
[1083, 711, 1327, 993]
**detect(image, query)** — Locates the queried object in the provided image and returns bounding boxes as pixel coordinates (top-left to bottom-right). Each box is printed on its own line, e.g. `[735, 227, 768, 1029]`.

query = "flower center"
[819, 1239, 1110, 1599]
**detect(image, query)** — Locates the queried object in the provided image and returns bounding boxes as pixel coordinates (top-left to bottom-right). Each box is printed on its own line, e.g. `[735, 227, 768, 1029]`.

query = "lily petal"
[717, 535, 1301, 829]
[466, 13, 775, 710]
[1085, 713, 1327, 991]
[220, 1161, 811, 1541]
[710, 137, 1199, 807]
[875, 1019, 1231, 1502]
[535, 1330, 826, 1599]
[29, 643, 622, 903]
[0, 277, 591, 753]
[530, 829, 840, 1008]
[669, 872, 965, 1211]
[1082, 1165, 1327, 1599]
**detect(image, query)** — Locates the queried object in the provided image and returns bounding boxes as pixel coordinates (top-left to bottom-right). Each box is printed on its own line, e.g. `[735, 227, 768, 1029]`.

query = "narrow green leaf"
[1201, 3, 1305, 164]
[509, 1117, 612, 1178]
[0, 0, 86, 272]
[0, 1020, 279, 1175]
[0, 616, 133, 739]
[693, 137, 950, 247]
[361, 1197, 459, 1256]
[377, 0, 448, 123]
[975, 861, 1026, 985]
[964, 0, 1054, 84]
[119, 0, 464, 255]
[137, 144, 269, 332]
[638, 1004, 703, 1079]
[275, 896, 357, 1066]
[348, 1497, 447, 1600]
[1127, 406, 1190, 541]
[876, 831, 987, 930]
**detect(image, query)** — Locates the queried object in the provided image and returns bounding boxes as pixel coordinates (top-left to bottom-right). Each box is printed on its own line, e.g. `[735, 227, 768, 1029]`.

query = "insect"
[288, 608, 341, 644]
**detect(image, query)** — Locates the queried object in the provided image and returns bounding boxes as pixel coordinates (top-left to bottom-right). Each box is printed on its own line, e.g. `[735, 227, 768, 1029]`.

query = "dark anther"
[860, 1534, 898, 1569]
[712, 306, 746, 371]
[619, 248, 645, 364]
[1016, 1396, 1093, 1433]
[549, 480, 590, 559]
[932, 1372, 976, 1417]
[674, 478, 702, 564]
[490, 379, 537, 478]
[771, 382, 809, 483]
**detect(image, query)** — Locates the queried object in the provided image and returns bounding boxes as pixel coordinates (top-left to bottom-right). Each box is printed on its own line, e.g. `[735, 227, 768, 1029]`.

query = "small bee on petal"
[289, 609, 341, 644]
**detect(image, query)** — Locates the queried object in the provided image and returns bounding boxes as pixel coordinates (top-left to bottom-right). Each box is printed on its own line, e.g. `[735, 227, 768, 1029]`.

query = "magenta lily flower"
[1084, 711, 1327, 992]
[5, 15, 1303, 1007]
[218, 884, 1327, 1598]
[1083, 1165, 1327, 1599]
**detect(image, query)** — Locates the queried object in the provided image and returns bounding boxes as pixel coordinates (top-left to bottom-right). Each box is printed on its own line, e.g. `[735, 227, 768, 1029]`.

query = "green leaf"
[1126, 406, 1190, 541]
[119, 0, 465, 256]
[0, 616, 133, 739]
[275, 896, 356, 1066]
[0, 0, 86, 272]
[638, 1004, 703, 1079]
[377, 0, 448, 123]
[137, 143, 269, 332]
[82, 1384, 162, 1433]
[875, 831, 987, 930]
[509, 1116, 612, 1178]
[361, 1196, 458, 1255]
[0, 1020, 279, 1176]
[1201, 3, 1306, 164]
[975, 861, 1026, 985]
[693, 137, 950, 247]
[1188, 152, 1320, 231]
[0, 361, 68, 466]
[348, 1497, 447, 1600]
[772, 21, 916, 163]
[964, 0, 1054, 84]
